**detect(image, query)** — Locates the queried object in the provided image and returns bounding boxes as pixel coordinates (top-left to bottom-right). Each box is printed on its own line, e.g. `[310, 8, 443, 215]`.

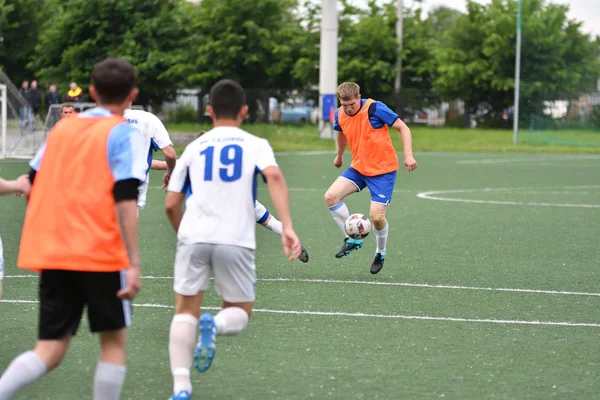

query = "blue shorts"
[341, 167, 397, 205]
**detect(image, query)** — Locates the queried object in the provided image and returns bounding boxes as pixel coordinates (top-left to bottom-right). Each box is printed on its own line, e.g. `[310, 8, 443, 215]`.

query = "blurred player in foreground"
[0, 58, 146, 400]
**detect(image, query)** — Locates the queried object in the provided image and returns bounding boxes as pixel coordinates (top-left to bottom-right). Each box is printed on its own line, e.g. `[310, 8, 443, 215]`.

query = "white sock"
[93, 361, 126, 400]
[169, 314, 197, 395]
[214, 307, 249, 336]
[329, 202, 349, 236]
[0, 351, 47, 399]
[264, 217, 283, 236]
[374, 223, 389, 254]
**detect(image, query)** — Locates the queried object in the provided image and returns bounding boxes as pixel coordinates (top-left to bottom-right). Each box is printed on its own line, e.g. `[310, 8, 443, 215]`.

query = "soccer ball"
[344, 213, 372, 240]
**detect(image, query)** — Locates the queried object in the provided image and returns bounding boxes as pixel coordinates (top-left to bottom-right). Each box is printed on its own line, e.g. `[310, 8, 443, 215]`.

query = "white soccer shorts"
[174, 243, 256, 303]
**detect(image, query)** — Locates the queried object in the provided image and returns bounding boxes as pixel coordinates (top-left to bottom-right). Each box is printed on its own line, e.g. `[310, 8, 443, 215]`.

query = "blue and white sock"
[93, 361, 126, 400]
[329, 202, 350, 236]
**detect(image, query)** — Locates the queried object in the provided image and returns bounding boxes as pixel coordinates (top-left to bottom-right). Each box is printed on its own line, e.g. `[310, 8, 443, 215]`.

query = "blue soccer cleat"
[194, 313, 216, 373]
[335, 237, 363, 258]
[170, 390, 191, 400]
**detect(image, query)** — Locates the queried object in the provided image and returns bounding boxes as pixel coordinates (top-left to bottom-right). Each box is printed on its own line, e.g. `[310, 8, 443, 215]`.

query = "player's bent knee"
[369, 212, 387, 228]
[324, 190, 340, 207]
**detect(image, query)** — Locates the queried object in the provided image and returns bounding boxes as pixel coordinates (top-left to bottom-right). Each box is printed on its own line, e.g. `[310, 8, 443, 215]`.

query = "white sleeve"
[167, 149, 190, 193]
[255, 139, 278, 172]
[151, 114, 173, 149]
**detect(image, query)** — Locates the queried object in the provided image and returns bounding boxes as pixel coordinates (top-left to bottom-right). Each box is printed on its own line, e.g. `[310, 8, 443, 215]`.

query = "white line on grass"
[456, 155, 600, 165]
[2, 299, 599, 328]
[417, 188, 600, 208]
[6, 275, 600, 298]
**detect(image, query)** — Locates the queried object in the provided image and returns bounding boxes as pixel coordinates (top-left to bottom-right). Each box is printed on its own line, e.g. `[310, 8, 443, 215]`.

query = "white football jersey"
[168, 126, 278, 249]
[123, 109, 173, 207]
[123, 109, 173, 172]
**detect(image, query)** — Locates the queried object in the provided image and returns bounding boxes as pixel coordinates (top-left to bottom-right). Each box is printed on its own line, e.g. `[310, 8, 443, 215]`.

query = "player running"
[190, 131, 309, 263]
[165, 79, 301, 400]
[324, 82, 417, 275]
[123, 108, 177, 210]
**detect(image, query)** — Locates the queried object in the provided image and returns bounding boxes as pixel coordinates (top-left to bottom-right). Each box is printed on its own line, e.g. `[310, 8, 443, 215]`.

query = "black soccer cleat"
[299, 243, 309, 263]
[370, 253, 386, 275]
[335, 237, 364, 258]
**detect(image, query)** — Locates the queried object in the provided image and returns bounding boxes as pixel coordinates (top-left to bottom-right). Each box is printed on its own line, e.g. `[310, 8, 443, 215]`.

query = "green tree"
[336, 0, 437, 110]
[29, 0, 194, 107]
[0, 0, 48, 84]
[434, 0, 600, 126]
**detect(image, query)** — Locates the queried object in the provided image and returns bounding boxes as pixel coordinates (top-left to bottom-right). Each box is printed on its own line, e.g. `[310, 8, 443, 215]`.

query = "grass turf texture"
[165, 123, 600, 154]
[1, 152, 600, 399]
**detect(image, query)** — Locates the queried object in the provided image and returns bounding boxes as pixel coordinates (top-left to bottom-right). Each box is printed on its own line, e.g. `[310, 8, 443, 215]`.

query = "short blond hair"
[337, 82, 360, 101]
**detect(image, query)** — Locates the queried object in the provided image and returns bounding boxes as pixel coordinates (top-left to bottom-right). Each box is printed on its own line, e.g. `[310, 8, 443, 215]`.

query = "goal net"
[0, 70, 41, 159]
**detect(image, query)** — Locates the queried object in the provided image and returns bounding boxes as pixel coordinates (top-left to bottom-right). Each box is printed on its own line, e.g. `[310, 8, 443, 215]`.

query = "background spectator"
[45, 84, 62, 114]
[65, 81, 84, 102]
[28, 80, 42, 117]
[18, 80, 32, 134]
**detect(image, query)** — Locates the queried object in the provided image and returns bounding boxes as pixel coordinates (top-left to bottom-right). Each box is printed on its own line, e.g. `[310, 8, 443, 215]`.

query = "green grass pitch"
[1, 151, 600, 399]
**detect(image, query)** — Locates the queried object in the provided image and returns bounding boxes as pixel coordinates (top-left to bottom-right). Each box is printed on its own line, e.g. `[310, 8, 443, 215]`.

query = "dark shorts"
[38, 269, 132, 340]
[341, 167, 397, 205]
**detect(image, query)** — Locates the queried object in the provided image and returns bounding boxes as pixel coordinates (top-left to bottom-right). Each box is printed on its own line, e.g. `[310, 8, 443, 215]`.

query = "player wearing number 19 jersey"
[165, 79, 301, 400]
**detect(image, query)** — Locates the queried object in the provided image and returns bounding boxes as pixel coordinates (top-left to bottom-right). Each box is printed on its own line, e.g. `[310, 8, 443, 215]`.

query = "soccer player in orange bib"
[0, 58, 146, 400]
[324, 82, 417, 274]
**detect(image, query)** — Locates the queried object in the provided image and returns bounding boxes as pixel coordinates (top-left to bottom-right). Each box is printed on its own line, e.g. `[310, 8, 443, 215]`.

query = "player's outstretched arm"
[0, 175, 31, 196]
[151, 160, 168, 170]
[262, 166, 301, 261]
[391, 118, 417, 172]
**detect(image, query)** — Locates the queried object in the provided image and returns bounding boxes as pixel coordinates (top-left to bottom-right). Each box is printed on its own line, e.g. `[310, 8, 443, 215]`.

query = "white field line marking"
[6, 275, 600, 298]
[417, 188, 600, 208]
[149, 186, 416, 193]
[2, 299, 600, 328]
[457, 155, 600, 165]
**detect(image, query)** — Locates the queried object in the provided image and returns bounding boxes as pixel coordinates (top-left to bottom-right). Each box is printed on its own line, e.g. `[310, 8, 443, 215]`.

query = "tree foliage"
[0, 0, 596, 125]
[434, 0, 600, 125]
[0, 0, 48, 84]
[28, 0, 194, 106]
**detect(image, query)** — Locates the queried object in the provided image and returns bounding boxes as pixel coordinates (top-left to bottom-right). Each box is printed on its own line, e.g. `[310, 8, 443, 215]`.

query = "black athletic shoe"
[299, 243, 309, 263]
[335, 237, 364, 258]
[370, 253, 386, 274]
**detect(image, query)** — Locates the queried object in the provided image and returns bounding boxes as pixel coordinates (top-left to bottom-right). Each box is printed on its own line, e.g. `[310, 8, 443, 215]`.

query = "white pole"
[394, 0, 403, 95]
[513, 0, 522, 144]
[1, 84, 6, 159]
[318, 0, 338, 139]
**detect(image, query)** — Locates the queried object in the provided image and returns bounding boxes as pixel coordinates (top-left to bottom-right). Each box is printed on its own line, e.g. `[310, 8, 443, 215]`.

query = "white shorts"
[137, 180, 149, 209]
[174, 243, 256, 302]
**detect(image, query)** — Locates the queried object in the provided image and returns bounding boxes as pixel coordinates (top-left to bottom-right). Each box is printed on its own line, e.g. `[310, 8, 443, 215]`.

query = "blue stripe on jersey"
[253, 166, 265, 203]
[256, 210, 270, 225]
[145, 139, 162, 175]
[107, 123, 140, 182]
[182, 167, 192, 199]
